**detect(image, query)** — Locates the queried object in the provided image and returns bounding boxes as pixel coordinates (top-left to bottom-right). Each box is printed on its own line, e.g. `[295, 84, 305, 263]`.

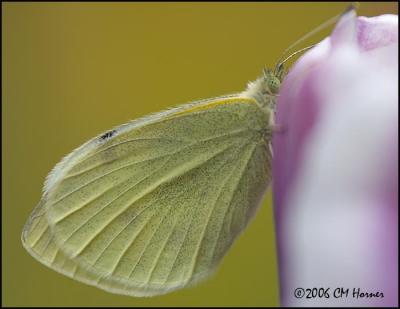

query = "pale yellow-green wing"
[22, 96, 272, 297]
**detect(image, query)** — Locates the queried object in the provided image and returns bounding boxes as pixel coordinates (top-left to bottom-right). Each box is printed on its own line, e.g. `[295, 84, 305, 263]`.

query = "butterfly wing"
[22, 96, 272, 296]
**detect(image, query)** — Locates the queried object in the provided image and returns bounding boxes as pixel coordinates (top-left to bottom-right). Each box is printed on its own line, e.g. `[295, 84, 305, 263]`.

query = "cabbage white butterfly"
[21, 8, 349, 297]
[21, 67, 282, 297]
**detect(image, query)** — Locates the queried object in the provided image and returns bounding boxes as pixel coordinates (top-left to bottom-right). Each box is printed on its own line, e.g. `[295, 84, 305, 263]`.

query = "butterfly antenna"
[274, 2, 359, 74]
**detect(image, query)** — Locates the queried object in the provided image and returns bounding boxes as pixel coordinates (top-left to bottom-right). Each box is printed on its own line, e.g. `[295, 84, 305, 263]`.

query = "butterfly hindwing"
[22, 96, 272, 296]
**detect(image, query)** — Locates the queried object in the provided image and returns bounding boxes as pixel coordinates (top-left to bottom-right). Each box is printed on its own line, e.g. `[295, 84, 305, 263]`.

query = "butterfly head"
[242, 64, 286, 112]
[262, 67, 281, 94]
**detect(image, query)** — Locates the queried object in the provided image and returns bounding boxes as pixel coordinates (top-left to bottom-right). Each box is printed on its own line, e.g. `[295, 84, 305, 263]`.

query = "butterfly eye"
[268, 77, 281, 94]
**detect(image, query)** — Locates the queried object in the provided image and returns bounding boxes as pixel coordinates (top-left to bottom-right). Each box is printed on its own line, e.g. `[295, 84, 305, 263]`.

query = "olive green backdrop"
[3, 2, 397, 307]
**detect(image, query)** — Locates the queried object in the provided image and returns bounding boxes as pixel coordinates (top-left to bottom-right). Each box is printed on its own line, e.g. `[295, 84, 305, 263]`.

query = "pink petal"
[273, 11, 398, 307]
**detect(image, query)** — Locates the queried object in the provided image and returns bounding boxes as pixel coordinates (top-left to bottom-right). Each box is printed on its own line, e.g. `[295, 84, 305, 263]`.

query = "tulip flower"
[273, 10, 398, 307]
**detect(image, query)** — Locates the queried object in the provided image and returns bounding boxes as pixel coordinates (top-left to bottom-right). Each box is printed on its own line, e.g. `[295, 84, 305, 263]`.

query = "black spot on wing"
[99, 129, 117, 141]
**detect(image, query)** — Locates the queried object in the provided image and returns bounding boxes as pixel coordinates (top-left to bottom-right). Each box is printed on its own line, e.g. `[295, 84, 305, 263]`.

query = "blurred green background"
[3, 2, 397, 307]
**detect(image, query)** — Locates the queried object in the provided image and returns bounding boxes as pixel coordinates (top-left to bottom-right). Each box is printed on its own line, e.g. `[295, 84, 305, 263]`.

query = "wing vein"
[53, 128, 248, 208]
[60, 155, 173, 257]
[126, 200, 178, 280]
[210, 143, 258, 262]
[165, 140, 252, 284]
[53, 154, 171, 207]
[72, 137, 188, 171]
[186, 143, 257, 281]
[64, 149, 176, 180]
[107, 143, 236, 279]
[162, 181, 211, 285]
